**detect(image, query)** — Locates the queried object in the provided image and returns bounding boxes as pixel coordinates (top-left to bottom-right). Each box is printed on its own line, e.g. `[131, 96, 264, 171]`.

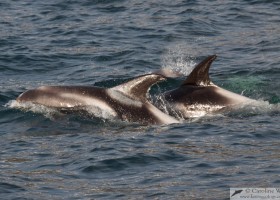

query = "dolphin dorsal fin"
[111, 74, 166, 101]
[182, 55, 217, 86]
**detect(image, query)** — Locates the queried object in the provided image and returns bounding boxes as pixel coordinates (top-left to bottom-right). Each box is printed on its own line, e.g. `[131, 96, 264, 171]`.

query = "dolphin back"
[111, 74, 166, 101]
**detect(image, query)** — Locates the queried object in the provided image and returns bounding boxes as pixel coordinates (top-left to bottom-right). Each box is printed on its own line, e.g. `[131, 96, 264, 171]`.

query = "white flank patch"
[8, 95, 118, 120]
[174, 103, 225, 118]
[13, 90, 176, 123]
[106, 89, 142, 107]
[85, 105, 117, 120]
[59, 93, 117, 117]
[215, 86, 253, 104]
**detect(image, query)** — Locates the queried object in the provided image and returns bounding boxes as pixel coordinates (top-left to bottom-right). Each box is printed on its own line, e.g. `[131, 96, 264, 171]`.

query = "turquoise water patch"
[222, 75, 274, 101]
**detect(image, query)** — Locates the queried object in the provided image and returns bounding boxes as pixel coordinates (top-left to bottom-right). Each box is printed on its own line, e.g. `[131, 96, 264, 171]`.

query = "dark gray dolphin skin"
[16, 74, 179, 125]
[162, 55, 255, 118]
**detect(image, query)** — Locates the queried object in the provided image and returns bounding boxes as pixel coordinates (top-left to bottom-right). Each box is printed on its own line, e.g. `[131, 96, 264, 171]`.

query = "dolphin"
[161, 55, 255, 118]
[16, 74, 179, 125]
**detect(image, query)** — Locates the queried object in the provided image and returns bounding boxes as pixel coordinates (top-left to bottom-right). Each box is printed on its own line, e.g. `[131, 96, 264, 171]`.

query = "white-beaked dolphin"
[162, 55, 256, 118]
[16, 74, 179, 125]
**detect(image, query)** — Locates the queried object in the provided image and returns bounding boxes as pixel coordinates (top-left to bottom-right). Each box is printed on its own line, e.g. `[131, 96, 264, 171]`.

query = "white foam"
[224, 100, 280, 116]
[7, 100, 60, 119]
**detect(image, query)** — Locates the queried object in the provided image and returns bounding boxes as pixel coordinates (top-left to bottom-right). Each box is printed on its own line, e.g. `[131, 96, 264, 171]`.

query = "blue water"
[1, 0, 280, 199]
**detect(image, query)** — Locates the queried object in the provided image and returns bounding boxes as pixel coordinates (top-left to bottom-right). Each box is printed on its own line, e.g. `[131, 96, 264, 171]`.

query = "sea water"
[0, 0, 280, 199]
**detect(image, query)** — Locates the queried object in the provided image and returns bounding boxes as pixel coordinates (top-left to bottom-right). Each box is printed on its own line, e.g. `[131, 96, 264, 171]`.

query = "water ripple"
[0, 0, 280, 199]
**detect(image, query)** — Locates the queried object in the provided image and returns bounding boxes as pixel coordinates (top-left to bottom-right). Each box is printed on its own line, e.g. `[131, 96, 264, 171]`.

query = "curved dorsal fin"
[110, 74, 166, 101]
[182, 55, 217, 86]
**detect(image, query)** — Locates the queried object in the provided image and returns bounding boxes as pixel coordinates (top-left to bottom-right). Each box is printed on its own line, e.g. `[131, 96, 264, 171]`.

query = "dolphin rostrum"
[162, 55, 255, 118]
[16, 74, 179, 125]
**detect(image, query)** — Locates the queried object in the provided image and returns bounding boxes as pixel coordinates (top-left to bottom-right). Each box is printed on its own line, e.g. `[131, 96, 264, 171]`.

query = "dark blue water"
[1, 0, 280, 199]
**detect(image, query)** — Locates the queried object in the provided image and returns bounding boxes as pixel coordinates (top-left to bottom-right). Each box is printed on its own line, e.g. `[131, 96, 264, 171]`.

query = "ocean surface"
[1, 0, 280, 199]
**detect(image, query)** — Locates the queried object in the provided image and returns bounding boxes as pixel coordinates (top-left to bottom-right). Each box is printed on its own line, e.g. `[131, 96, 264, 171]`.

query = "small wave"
[0, 182, 26, 193]
[7, 100, 60, 120]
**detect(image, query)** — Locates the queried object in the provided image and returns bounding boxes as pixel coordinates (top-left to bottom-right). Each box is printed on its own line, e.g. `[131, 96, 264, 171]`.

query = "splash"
[160, 43, 200, 76]
[152, 95, 184, 121]
[7, 100, 60, 120]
